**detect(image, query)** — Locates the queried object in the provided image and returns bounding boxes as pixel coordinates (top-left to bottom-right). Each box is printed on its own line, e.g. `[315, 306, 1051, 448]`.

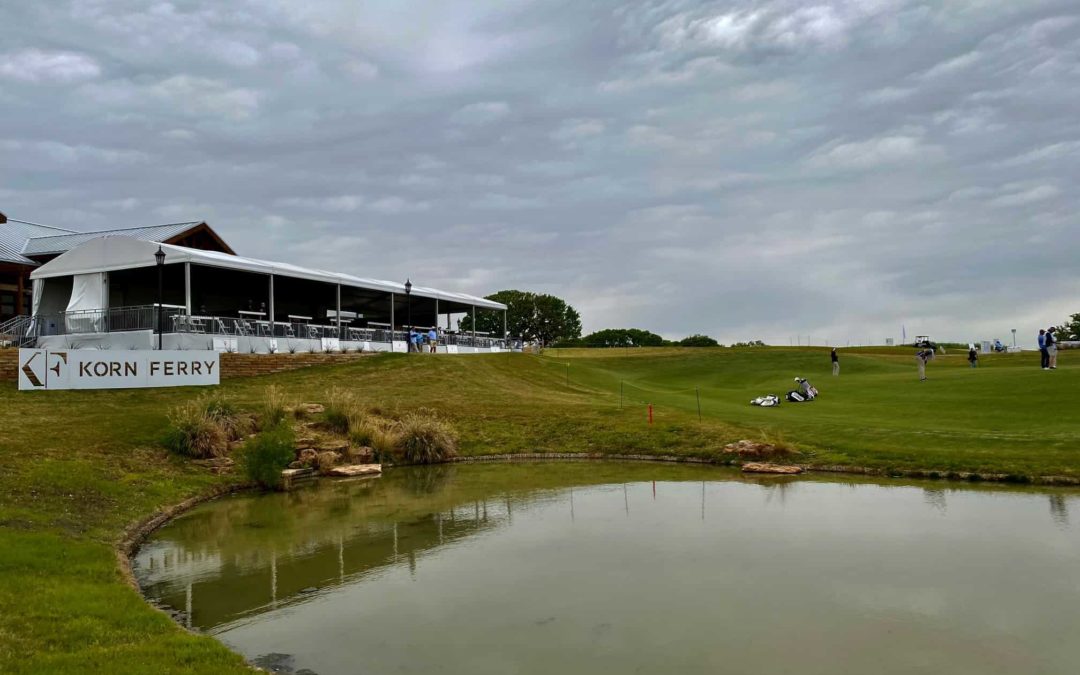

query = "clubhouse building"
[0, 212, 510, 353]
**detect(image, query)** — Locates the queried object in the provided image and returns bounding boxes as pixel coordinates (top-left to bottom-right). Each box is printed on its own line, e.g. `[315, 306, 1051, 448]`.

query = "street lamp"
[404, 278, 412, 352]
[155, 246, 166, 350]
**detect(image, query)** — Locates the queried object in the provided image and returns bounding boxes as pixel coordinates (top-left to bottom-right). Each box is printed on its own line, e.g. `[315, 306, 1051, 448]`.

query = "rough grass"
[0, 347, 1077, 672]
[394, 411, 458, 464]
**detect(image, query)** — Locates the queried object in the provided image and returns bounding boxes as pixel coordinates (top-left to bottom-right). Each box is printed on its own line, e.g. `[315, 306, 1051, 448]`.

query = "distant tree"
[730, 340, 766, 348]
[458, 290, 582, 345]
[579, 328, 666, 348]
[1062, 313, 1080, 341]
[678, 334, 720, 347]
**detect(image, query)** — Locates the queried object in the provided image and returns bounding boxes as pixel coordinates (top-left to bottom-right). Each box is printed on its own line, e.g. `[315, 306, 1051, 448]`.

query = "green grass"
[0, 346, 1076, 672]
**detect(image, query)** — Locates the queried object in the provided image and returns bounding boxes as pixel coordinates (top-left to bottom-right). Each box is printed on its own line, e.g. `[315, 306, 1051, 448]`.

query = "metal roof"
[0, 219, 77, 265]
[20, 222, 204, 256]
[32, 236, 509, 311]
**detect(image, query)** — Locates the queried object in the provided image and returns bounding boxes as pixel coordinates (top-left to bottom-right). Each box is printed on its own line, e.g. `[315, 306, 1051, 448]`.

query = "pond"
[135, 462, 1080, 675]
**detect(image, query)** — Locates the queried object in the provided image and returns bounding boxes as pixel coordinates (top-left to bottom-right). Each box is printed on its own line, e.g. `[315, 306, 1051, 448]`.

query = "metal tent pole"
[184, 262, 192, 315]
[472, 306, 476, 347]
[336, 284, 342, 339]
[390, 292, 395, 348]
[268, 274, 275, 337]
[503, 309, 507, 346]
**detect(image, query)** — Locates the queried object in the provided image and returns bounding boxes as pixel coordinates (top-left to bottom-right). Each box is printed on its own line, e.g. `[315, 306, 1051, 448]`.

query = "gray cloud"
[2, 0, 1079, 345]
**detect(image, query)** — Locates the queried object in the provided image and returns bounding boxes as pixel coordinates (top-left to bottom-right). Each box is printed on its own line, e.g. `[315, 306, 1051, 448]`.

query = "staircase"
[0, 315, 35, 348]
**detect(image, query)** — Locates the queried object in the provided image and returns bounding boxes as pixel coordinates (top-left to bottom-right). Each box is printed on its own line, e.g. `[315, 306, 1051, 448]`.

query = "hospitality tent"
[28, 236, 507, 348]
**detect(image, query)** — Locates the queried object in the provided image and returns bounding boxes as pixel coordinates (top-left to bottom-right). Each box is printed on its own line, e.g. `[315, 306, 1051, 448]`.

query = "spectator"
[428, 327, 438, 353]
[968, 344, 978, 368]
[1046, 326, 1058, 370]
[1039, 329, 1048, 370]
[831, 348, 839, 376]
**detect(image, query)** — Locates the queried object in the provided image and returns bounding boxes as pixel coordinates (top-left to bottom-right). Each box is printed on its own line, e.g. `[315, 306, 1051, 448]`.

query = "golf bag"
[794, 377, 818, 400]
[785, 390, 810, 403]
[750, 395, 781, 407]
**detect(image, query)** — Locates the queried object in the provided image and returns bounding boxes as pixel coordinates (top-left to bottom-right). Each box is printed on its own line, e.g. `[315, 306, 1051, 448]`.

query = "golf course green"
[0, 346, 1076, 673]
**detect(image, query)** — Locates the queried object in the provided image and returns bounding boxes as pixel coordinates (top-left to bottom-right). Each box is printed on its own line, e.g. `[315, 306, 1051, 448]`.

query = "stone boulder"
[722, 439, 797, 460]
[742, 462, 802, 475]
[297, 403, 325, 416]
[296, 448, 318, 466]
[315, 451, 342, 473]
[326, 464, 383, 478]
[316, 440, 350, 454]
[348, 446, 375, 463]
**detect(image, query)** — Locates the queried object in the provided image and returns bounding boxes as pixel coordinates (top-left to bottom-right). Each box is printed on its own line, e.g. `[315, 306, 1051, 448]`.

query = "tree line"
[458, 289, 762, 348]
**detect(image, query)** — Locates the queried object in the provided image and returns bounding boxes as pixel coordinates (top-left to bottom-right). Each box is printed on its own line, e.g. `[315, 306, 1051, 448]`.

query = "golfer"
[915, 348, 934, 381]
[831, 348, 839, 376]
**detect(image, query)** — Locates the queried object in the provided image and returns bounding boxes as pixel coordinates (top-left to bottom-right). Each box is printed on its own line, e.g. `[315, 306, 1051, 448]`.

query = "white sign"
[490, 346, 502, 353]
[391, 340, 407, 353]
[212, 337, 238, 353]
[446, 345, 459, 354]
[18, 349, 220, 391]
[321, 337, 341, 352]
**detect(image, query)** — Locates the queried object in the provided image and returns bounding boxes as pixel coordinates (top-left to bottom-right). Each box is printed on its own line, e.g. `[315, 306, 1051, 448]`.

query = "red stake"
[648, 404, 653, 425]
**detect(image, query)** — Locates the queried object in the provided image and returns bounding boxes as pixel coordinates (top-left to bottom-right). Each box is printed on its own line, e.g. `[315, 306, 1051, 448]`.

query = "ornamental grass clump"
[349, 418, 402, 462]
[261, 385, 291, 429]
[324, 387, 365, 434]
[394, 411, 458, 464]
[238, 424, 296, 490]
[163, 399, 228, 458]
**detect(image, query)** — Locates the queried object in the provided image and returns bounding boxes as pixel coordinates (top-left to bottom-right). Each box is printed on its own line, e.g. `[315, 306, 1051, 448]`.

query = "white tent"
[30, 236, 507, 311]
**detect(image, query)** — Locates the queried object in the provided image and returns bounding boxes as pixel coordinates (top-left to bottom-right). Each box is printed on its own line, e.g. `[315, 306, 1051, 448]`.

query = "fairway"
[539, 346, 1080, 477]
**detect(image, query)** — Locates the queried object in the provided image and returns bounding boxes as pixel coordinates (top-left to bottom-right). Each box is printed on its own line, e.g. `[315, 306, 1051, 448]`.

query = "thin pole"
[183, 262, 192, 315]
[336, 283, 342, 339]
[472, 306, 476, 347]
[503, 309, 508, 346]
[696, 387, 702, 421]
[156, 261, 163, 350]
[268, 274, 275, 337]
[390, 292, 395, 347]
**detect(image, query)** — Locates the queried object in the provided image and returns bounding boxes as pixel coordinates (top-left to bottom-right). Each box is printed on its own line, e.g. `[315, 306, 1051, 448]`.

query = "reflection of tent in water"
[136, 483, 516, 631]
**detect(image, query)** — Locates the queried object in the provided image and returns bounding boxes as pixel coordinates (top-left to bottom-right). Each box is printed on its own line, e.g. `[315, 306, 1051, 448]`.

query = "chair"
[214, 318, 232, 335]
[258, 322, 272, 337]
[235, 319, 252, 336]
[306, 324, 321, 339]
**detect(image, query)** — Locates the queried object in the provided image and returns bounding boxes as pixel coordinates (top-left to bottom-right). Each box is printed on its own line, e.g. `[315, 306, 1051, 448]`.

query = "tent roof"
[30, 236, 507, 311]
[21, 221, 214, 256]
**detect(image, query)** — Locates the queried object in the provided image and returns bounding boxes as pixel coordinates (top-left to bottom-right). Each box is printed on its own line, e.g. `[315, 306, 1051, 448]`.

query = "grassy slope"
[0, 347, 1076, 672]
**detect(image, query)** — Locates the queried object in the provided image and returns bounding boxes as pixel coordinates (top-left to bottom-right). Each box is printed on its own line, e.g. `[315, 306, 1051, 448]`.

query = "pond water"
[135, 463, 1080, 675]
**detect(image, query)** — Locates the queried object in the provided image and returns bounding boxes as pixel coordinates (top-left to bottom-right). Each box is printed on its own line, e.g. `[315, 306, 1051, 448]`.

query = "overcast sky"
[2, 1, 1078, 345]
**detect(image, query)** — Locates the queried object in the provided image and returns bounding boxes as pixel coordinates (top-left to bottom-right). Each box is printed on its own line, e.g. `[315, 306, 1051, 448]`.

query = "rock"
[316, 440, 350, 454]
[348, 446, 374, 463]
[742, 462, 802, 475]
[722, 439, 796, 459]
[326, 464, 383, 477]
[299, 587, 318, 594]
[315, 451, 341, 473]
[297, 403, 325, 416]
[296, 448, 318, 466]
[191, 457, 235, 468]
[295, 436, 318, 447]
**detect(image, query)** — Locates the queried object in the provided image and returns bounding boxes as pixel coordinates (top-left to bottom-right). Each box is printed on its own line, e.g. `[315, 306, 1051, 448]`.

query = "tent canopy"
[30, 236, 507, 311]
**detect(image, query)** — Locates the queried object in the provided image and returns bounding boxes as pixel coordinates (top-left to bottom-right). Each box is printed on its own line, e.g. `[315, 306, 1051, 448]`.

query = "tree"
[579, 328, 666, 348]
[458, 290, 582, 345]
[1062, 313, 1080, 341]
[678, 334, 720, 347]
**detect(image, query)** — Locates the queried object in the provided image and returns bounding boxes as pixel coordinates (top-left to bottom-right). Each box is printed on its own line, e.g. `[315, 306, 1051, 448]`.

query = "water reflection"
[136, 463, 1080, 675]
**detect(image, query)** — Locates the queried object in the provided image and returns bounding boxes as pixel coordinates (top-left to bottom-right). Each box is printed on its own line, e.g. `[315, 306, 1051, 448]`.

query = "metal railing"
[21, 305, 520, 350]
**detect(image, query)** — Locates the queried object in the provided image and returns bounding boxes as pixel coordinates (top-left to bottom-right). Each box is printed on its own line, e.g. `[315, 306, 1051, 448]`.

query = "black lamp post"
[155, 246, 165, 350]
[404, 278, 412, 351]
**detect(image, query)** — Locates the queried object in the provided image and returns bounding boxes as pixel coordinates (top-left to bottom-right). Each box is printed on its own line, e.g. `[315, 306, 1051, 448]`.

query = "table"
[288, 315, 312, 323]
[238, 310, 266, 318]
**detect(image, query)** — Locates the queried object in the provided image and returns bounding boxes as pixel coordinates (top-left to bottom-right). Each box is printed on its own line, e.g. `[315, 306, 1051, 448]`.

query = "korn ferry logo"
[20, 350, 46, 388]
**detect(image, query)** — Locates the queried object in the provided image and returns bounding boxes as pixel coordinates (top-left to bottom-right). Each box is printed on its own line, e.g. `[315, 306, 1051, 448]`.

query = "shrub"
[394, 411, 457, 464]
[350, 419, 402, 461]
[239, 424, 296, 489]
[163, 400, 228, 458]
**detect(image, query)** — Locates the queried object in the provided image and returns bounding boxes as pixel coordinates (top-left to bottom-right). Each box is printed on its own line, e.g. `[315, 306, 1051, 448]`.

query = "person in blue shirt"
[428, 328, 438, 353]
[1038, 329, 1048, 369]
